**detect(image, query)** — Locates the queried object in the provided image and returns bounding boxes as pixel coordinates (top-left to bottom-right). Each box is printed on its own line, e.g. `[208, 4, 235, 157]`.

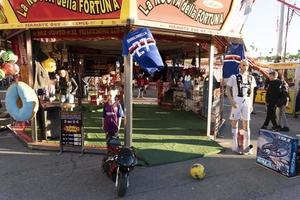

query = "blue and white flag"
[122, 28, 164, 75]
[223, 43, 246, 78]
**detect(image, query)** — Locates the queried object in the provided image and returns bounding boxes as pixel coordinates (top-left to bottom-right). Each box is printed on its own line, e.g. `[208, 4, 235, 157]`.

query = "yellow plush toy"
[42, 58, 56, 72]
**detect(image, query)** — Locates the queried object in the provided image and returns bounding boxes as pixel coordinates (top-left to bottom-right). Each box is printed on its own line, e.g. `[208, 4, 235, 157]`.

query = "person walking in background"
[143, 76, 149, 96]
[251, 72, 259, 114]
[136, 73, 145, 98]
[277, 71, 290, 131]
[226, 59, 256, 154]
[261, 71, 281, 131]
[183, 71, 192, 99]
[294, 89, 300, 118]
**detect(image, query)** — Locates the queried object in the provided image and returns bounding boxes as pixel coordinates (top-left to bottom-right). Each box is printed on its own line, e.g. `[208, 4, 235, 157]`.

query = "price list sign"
[60, 112, 83, 153]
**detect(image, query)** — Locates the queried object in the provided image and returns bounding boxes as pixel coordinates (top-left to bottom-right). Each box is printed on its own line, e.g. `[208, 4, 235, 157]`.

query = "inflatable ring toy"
[5, 82, 39, 121]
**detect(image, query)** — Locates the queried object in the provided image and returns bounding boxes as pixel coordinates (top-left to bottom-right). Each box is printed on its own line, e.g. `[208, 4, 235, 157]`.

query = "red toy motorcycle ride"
[102, 136, 137, 197]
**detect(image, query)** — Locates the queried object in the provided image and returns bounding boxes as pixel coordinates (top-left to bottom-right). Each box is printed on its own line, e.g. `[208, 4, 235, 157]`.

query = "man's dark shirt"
[266, 79, 282, 104]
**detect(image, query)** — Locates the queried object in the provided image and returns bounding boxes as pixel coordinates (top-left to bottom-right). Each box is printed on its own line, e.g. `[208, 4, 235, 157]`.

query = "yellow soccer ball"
[190, 163, 205, 180]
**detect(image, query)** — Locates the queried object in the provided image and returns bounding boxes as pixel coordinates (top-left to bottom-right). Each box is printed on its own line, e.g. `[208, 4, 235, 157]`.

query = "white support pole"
[25, 30, 37, 142]
[277, 4, 285, 59]
[124, 54, 133, 147]
[206, 41, 214, 138]
[195, 45, 200, 68]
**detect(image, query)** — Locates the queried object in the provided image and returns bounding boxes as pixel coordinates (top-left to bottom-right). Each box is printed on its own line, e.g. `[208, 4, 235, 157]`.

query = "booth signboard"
[136, 0, 255, 37]
[0, 0, 129, 29]
[256, 129, 298, 177]
[60, 111, 84, 153]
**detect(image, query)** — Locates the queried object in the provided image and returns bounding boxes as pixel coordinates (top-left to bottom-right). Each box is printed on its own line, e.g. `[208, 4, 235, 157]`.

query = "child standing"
[136, 73, 145, 98]
[102, 89, 124, 139]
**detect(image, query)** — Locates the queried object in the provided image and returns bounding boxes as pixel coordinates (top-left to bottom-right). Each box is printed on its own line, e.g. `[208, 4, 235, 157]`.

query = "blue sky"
[242, 0, 300, 56]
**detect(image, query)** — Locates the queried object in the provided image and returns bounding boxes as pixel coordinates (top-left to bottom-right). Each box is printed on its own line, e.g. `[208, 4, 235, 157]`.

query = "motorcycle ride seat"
[107, 136, 121, 147]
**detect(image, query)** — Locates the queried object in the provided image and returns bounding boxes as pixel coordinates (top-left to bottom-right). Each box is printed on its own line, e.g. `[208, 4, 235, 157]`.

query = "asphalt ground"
[0, 101, 300, 200]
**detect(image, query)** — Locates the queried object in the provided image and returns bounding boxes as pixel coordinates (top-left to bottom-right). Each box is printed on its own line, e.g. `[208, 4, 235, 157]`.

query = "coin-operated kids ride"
[102, 136, 138, 197]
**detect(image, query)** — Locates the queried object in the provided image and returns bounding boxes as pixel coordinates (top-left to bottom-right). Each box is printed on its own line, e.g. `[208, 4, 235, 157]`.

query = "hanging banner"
[122, 27, 163, 75]
[222, 0, 255, 36]
[0, 0, 127, 29]
[223, 43, 246, 79]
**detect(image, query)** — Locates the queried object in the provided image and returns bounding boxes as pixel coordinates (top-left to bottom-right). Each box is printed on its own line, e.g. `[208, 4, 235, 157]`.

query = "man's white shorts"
[229, 97, 252, 121]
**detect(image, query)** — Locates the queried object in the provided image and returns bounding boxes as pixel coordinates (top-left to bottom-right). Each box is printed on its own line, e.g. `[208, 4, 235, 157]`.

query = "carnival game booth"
[0, 0, 255, 155]
[255, 62, 300, 114]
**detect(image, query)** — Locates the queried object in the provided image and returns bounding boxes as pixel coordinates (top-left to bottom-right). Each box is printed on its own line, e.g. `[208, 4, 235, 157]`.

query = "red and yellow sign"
[135, 0, 255, 37]
[0, 0, 129, 29]
[0, 0, 255, 38]
[10, 0, 122, 22]
[137, 0, 233, 30]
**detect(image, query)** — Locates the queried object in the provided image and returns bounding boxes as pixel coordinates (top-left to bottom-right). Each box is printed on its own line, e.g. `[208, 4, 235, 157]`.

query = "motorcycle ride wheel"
[117, 171, 129, 197]
[101, 157, 109, 173]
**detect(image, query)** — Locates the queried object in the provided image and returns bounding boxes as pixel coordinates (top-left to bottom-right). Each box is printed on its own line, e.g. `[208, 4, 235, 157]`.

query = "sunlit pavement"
[0, 99, 300, 200]
[217, 99, 300, 156]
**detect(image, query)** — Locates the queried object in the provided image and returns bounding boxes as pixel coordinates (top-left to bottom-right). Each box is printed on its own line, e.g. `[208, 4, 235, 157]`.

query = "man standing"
[261, 71, 282, 131]
[226, 60, 256, 154]
[277, 71, 289, 131]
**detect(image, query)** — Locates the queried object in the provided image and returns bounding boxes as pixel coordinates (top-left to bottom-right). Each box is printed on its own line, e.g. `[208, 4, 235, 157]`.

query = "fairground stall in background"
[0, 0, 255, 149]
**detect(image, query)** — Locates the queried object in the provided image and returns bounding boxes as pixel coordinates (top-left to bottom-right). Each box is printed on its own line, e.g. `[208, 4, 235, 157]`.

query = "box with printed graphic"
[256, 129, 298, 177]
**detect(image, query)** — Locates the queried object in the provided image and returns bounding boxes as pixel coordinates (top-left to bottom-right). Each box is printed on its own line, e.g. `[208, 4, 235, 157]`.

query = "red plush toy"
[1, 62, 19, 76]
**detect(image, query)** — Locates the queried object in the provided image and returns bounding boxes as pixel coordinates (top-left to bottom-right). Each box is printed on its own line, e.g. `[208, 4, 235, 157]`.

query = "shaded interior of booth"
[4, 26, 227, 164]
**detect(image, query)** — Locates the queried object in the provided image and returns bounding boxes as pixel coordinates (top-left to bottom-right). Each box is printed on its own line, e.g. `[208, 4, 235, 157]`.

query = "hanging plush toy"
[42, 58, 56, 72]
[0, 50, 20, 81]
[1, 50, 18, 63]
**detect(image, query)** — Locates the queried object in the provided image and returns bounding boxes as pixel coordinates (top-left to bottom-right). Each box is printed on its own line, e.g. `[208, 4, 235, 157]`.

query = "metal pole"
[195, 44, 200, 68]
[283, 8, 290, 62]
[206, 40, 214, 138]
[276, 4, 285, 61]
[124, 54, 133, 147]
[25, 30, 37, 142]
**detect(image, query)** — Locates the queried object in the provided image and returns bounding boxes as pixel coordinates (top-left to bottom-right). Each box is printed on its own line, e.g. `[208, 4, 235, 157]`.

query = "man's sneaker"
[244, 149, 254, 155]
[272, 126, 280, 132]
[280, 127, 290, 132]
[243, 145, 254, 155]
[261, 125, 268, 129]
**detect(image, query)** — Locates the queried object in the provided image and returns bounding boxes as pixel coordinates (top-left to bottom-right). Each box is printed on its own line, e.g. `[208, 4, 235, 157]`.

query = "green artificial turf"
[82, 104, 223, 166]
